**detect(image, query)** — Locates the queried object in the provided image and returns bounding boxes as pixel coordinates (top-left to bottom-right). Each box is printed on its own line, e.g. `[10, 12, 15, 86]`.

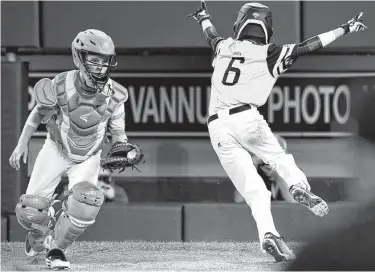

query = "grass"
[1, 241, 303, 271]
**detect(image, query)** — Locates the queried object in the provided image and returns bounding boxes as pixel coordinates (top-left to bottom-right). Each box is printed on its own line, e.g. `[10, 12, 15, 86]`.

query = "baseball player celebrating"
[189, 1, 367, 262]
[9, 29, 143, 269]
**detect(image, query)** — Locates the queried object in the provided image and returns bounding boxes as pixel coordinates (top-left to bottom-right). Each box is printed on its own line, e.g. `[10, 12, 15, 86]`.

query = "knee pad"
[15, 194, 53, 252]
[15, 194, 52, 232]
[51, 181, 104, 250]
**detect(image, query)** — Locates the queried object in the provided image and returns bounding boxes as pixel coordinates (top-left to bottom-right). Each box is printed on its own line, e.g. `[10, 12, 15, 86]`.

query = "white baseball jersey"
[209, 38, 297, 115]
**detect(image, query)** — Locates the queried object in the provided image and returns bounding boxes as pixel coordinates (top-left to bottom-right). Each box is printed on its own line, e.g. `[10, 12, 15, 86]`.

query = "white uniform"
[208, 38, 310, 243]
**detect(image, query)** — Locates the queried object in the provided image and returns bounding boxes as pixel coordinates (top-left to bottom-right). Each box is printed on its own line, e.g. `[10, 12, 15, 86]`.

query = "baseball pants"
[26, 134, 102, 200]
[208, 106, 310, 243]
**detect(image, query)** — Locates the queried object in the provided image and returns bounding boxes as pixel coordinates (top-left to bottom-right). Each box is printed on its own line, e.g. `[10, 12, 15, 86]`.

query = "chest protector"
[46, 70, 128, 162]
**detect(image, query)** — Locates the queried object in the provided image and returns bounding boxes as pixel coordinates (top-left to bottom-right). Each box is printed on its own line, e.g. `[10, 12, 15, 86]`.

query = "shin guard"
[50, 181, 104, 250]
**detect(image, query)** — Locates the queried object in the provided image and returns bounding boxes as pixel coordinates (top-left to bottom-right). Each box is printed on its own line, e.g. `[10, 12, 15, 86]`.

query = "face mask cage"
[77, 50, 117, 84]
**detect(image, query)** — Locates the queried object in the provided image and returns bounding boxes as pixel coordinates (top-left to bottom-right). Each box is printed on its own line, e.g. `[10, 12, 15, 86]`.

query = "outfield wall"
[1, 202, 365, 243]
[2, 1, 375, 49]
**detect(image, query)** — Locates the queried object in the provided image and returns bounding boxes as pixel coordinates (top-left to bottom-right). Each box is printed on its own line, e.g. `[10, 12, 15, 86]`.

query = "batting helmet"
[72, 29, 117, 85]
[233, 3, 273, 44]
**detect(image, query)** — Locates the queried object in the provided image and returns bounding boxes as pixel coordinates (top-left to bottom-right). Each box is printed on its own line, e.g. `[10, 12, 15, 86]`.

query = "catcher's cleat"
[289, 185, 329, 217]
[45, 248, 70, 270]
[262, 232, 296, 262]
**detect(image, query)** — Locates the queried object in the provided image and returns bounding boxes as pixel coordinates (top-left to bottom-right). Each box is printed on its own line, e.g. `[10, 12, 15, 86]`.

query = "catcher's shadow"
[156, 141, 188, 177]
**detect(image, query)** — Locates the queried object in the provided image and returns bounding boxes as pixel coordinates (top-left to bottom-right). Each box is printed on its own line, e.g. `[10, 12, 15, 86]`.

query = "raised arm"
[294, 12, 367, 57]
[267, 12, 367, 77]
[188, 0, 224, 54]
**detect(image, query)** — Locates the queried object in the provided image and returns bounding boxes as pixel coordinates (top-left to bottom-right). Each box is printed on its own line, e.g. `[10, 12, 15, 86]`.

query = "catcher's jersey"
[209, 38, 297, 115]
[41, 70, 128, 162]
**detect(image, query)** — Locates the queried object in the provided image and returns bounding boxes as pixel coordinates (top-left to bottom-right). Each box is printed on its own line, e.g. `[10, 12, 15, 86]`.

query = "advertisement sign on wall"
[28, 73, 375, 137]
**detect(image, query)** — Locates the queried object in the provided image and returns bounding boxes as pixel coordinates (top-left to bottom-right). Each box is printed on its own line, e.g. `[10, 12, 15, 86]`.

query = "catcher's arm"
[19, 77, 58, 146]
[108, 103, 128, 144]
[188, 0, 224, 54]
[19, 108, 43, 145]
[9, 78, 57, 169]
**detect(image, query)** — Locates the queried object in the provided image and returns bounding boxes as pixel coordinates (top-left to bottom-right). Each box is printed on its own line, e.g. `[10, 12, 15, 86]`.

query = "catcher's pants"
[26, 133, 102, 200]
[208, 105, 310, 244]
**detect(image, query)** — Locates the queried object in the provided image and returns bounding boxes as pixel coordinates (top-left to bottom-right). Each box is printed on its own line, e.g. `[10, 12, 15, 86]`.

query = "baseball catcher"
[9, 29, 144, 270]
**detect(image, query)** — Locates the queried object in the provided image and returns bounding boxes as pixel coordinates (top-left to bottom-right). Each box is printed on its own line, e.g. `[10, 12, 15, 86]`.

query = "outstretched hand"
[341, 12, 368, 34]
[187, 0, 211, 24]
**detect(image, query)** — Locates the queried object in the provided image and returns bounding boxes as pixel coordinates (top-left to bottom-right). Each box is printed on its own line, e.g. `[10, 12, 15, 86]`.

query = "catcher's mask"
[233, 2, 273, 44]
[72, 29, 117, 86]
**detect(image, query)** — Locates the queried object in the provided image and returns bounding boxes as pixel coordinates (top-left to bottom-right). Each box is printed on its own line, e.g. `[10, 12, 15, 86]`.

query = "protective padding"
[34, 78, 57, 107]
[27, 231, 46, 253]
[70, 181, 105, 207]
[51, 181, 104, 250]
[15, 194, 51, 231]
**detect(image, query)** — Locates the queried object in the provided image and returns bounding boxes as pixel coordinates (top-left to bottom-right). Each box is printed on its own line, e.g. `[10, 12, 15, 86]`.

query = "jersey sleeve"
[266, 43, 298, 78]
[203, 25, 224, 55]
[108, 103, 126, 136]
[211, 38, 231, 68]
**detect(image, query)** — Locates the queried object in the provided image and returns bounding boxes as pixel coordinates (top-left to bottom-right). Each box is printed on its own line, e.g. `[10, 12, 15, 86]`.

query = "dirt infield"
[1, 241, 303, 271]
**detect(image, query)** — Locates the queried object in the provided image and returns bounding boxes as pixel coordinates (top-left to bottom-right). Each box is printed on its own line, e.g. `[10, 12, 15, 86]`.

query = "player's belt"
[207, 104, 252, 125]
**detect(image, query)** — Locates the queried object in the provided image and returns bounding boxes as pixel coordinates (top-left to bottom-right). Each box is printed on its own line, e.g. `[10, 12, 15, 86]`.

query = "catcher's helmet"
[72, 29, 117, 85]
[233, 3, 273, 43]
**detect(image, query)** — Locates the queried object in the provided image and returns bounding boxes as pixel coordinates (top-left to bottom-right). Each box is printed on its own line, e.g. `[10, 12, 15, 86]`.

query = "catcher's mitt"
[101, 141, 144, 173]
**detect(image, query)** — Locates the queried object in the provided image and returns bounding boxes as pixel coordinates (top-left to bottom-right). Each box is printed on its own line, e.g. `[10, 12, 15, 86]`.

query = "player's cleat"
[45, 248, 70, 270]
[289, 185, 329, 217]
[262, 232, 296, 262]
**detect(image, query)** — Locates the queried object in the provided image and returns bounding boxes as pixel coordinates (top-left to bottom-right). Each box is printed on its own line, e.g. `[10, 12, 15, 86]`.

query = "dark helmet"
[233, 3, 273, 43]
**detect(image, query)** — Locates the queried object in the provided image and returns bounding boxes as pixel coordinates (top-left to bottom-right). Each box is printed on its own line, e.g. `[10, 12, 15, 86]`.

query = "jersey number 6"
[222, 57, 245, 86]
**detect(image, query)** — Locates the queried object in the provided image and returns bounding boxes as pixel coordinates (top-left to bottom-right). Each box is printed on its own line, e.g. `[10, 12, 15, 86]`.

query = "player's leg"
[210, 130, 295, 261]
[243, 119, 329, 217]
[210, 131, 280, 241]
[45, 151, 104, 269]
[66, 150, 102, 189]
[15, 137, 69, 256]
